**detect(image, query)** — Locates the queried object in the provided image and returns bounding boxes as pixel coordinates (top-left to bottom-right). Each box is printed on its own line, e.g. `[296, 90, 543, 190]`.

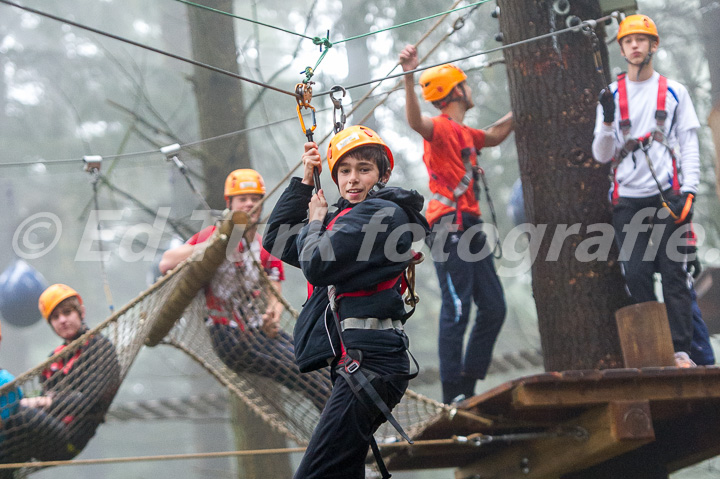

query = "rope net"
[0, 210, 447, 475]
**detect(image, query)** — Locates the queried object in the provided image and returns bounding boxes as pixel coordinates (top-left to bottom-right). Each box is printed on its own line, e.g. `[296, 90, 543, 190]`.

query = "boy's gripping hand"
[399, 44, 418, 72]
[302, 141, 322, 187]
[308, 189, 328, 223]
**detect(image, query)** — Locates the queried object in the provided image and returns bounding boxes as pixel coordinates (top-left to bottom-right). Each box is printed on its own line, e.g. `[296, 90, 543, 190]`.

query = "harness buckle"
[619, 118, 632, 134]
[345, 360, 361, 374]
[655, 109, 667, 125]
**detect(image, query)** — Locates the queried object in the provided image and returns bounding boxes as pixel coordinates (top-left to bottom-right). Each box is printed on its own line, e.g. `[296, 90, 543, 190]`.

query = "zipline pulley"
[329, 85, 347, 134]
[295, 81, 320, 192]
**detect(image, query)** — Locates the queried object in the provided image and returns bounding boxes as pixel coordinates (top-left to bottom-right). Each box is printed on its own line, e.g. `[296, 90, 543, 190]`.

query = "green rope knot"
[312, 36, 333, 51]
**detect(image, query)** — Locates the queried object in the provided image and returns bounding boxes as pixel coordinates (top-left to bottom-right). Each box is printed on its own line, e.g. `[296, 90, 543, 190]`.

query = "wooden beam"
[455, 401, 654, 479]
[615, 302, 675, 368]
[512, 372, 720, 408]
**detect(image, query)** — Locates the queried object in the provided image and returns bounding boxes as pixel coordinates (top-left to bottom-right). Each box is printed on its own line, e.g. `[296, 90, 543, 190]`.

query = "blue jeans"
[433, 220, 506, 403]
[690, 287, 715, 365]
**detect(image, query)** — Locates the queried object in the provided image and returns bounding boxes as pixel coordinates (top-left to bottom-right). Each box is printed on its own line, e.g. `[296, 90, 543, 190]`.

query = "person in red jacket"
[400, 45, 514, 403]
[0, 284, 119, 467]
[160, 169, 330, 410]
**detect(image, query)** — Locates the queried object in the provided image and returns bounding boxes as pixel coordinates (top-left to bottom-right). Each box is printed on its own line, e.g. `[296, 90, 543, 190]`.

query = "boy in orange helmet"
[160, 169, 331, 410]
[593, 15, 701, 367]
[399, 45, 513, 403]
[0, 284, 120, 463]
[263, 125, 430, 479]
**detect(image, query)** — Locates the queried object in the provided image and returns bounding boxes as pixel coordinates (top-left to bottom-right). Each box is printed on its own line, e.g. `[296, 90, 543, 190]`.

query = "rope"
[0, 429, 584, 469]
[0, 0, 297, 98]
[314, 14, 616, 97]
[173, 0, 316, 41]
[90, 170, 115, 313]
[334, 0, 493, 45]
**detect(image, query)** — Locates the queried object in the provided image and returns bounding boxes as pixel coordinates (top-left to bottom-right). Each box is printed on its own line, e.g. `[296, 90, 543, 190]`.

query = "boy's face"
[336, 156, 385, 204]
[620, 34, 657, 65]
[228, 194, 263, 221]
[49, 302, 85, 341]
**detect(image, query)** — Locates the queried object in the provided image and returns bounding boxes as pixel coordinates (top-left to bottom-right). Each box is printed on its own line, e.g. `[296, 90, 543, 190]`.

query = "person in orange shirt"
[400, 45, 513, 403]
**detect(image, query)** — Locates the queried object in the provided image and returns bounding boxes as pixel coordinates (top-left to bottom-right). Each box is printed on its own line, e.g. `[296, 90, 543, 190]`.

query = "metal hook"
[329, 85, 346, 134]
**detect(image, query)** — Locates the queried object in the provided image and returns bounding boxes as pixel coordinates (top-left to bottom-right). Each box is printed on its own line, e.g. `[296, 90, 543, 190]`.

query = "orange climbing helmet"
[224, 169, 266, 199]
[617, 14, 659, 43]
[418, 64, 468, 103]
[38, 284, 82, 321]
[326, 125, 394, 183]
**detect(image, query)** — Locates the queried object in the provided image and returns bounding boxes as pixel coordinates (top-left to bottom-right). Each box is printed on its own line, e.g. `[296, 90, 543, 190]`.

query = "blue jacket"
[263, 178, 430, 372]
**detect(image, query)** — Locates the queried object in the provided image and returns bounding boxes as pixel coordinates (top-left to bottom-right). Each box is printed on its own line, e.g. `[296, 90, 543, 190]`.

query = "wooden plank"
[615, 301, 675, 368]
[455, 402, 654, 479]
[512, 371, 720, 408]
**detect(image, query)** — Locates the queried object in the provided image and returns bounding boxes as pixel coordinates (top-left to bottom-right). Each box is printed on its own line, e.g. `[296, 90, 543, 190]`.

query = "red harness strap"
[306, 207, 408, 300]
[612, 73, 678, 205]
[306, 207, 353, 299]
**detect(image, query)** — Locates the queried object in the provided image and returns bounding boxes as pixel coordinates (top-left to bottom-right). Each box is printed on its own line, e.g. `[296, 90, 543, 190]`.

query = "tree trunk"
[231, 396, 293, 479]
[498, 0, 629, 371]
[700, 0, 720, 199]
[340, 0, 379, 132]
[186, 3, 291, 478]
[187, 0, 250, 209]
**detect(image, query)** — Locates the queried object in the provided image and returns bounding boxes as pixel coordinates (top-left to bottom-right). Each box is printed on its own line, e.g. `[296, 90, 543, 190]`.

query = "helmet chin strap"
[625, 50, 654, 81]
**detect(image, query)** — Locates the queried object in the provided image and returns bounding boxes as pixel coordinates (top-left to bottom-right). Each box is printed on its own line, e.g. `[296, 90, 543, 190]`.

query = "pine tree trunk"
[187, 0, 250, 209]
[700, 0, 720, 199]
[186, 3, 292, 478]
[498, 0, 629, 371]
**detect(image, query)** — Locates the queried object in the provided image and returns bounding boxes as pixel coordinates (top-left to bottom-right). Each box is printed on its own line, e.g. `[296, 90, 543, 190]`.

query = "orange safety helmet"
[418, 64, 468, 103]
[224, 169, 266, 200]
[38, 284, 83, 321]
[326, 125, 394, 182]
[617, 14, 658, 43]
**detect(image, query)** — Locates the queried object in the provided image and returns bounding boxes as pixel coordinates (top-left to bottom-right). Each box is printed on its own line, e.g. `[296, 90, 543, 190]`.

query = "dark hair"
[50, 296, 82, 319]
[335, 145, 391, 181]
[431, 81, 466, 110]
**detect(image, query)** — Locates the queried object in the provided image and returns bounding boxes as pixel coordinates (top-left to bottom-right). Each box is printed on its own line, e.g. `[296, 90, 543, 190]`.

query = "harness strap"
[611, 73, 680, 203]
[370, 437, 392, 479]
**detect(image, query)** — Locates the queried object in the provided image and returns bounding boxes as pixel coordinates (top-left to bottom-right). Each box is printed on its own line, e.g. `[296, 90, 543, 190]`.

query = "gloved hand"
[599, 88, 615, 124]
[668, 192, 694, 224]
[687, 255, 702, 279]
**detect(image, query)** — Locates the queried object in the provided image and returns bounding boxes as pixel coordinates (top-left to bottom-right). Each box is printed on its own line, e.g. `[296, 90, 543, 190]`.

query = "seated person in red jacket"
[0, 284, 119, 464]
[160, 169, 330, 411]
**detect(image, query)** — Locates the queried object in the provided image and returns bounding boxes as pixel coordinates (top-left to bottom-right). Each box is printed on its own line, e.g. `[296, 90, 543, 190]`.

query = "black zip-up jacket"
[263, 178, 430, 372]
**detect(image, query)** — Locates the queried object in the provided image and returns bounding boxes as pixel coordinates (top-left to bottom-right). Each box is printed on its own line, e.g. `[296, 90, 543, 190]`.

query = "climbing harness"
[306, 207, 423, 479]
[295, 80, 321, 193]
[429, 115, 502, 257]
[84, 156, 114, 313]
[610, 73, 691, 223]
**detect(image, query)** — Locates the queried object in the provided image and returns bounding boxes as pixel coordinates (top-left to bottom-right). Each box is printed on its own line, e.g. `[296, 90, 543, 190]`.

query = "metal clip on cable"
[329, 85, 346, 134]
[295, 81, 321, 193]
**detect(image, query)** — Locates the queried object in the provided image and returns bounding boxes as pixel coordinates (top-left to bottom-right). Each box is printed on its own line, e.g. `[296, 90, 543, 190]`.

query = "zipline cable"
[173, 0, 316, 41]
[314, 14, 616, 97]
[0, 0, 297, 98]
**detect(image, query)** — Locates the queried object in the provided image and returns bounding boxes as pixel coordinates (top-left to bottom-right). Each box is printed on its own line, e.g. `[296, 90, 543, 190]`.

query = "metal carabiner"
[329, 85, 346, 134]
[295, 82, 321, 192]
[295, 82, 317, 141]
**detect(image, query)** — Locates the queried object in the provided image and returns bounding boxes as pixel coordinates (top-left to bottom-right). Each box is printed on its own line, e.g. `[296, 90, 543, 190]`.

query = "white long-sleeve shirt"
[592, 71, 700, 198]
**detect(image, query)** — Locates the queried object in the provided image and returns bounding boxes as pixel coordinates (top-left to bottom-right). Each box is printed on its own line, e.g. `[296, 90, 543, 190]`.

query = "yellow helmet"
[617, 14, 658, 42]
[326, 125, 394, 183]
[224, 169, 266, 200]
[418, 64, 467, 103]
[38, 284, 82, 321]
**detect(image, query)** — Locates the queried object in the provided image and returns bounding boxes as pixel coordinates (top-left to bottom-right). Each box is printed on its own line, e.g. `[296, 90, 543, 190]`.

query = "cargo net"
[0, 259, 188, 478]
[0, 211, 447, 476]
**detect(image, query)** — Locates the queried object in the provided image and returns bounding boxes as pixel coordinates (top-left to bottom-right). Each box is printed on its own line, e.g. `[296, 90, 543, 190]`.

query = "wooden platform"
[385, 367, 720, 478]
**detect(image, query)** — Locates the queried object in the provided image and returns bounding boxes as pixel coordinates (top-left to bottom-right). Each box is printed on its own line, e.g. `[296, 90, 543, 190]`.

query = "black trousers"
[612, 195, 693, 352]
[293, 345, 410, 479]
